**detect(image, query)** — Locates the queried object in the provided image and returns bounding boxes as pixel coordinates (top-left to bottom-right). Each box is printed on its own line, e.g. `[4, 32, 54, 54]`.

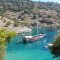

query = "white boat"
[43, 41, 53, 49]
[23, 22, 46, 43]
[24, 34, 45, 42]
[47, 43, 53, 47]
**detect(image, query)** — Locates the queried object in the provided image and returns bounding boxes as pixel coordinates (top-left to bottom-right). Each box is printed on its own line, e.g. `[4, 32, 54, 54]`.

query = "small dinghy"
[43, 39, 53, 49]
[47, 43, 53, 47]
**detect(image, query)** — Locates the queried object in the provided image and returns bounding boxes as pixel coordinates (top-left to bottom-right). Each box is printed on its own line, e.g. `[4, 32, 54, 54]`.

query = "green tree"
[0, 28, 17, 60]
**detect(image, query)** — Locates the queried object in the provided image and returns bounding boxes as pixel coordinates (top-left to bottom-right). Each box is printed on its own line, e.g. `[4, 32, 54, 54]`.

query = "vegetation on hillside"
[0, 0, 60, 27]
[0, 0, 34, 12]
[0, 0, 60, 13]
[0, 0, 60, 30]
[0, 0, 60, 20]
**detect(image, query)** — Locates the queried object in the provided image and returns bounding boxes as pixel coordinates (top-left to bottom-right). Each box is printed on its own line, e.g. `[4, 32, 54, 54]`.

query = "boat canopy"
[24, 36, 33, 39]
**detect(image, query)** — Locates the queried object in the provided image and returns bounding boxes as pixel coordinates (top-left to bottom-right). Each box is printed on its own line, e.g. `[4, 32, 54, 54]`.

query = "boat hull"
[23, 34, 45, 43]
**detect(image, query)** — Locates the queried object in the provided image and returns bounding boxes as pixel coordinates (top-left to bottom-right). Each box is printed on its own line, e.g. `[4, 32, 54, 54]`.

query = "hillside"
[0, 0, 60, 27]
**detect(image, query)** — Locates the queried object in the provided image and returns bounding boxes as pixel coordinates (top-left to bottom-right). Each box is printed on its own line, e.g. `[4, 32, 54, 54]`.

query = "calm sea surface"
[4, 27, 58, 60]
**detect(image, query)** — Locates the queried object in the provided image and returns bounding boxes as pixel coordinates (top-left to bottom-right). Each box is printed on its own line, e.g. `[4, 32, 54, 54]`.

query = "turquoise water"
[4, 28, 57, 60]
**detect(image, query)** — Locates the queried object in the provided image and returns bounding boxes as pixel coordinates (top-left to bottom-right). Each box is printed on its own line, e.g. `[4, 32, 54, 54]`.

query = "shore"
[0, 24, 60, 34]
[0, 16, 60, 34]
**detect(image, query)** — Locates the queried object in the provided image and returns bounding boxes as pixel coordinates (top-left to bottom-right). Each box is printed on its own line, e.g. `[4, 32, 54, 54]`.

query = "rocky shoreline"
[0, 16, 60, 34]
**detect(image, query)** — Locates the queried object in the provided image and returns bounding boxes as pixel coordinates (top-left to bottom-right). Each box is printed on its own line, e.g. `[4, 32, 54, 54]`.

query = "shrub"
[0, 28, 17, 60]
[5, 21, 11, 27]
[31, 15, 37, 19]
[13, 21, 19, 27]
[50, 34, 60, 57]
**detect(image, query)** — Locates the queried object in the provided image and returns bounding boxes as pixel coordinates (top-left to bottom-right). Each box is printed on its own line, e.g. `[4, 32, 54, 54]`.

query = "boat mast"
[30, 25, 31, 36]
[37, 21, 38, 36]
